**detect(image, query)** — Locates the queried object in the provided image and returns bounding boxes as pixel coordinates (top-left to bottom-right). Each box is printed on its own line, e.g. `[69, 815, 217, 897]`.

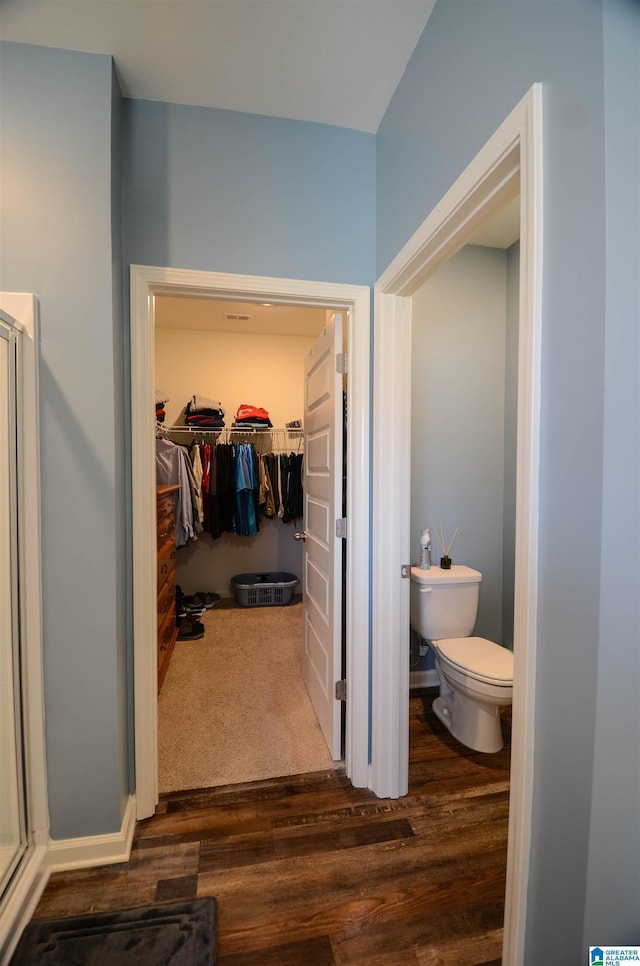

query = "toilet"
[410, 564, 513, 753]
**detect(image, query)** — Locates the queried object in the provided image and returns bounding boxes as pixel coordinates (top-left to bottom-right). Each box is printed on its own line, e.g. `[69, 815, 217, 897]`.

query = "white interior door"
[302, 312, 343, 760]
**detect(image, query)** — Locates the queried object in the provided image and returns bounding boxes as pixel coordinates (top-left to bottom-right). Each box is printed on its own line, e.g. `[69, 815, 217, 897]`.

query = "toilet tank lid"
[410, 565, 482, 585]
[436, 637, 514, 683]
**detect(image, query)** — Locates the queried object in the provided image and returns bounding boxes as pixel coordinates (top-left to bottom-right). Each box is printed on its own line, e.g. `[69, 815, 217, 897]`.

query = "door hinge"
[336, 352, 348, 374]
[335, 679, 347, 701]
[401, 564, 411, 578]
[336, 518, 347, 539]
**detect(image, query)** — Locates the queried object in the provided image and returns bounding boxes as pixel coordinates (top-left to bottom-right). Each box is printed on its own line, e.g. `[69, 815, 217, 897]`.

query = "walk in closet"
[153, 296, 340, 792]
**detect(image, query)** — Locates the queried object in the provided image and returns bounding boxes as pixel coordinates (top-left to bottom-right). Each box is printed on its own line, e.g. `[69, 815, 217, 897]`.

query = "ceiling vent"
[224, 313, 252, 322]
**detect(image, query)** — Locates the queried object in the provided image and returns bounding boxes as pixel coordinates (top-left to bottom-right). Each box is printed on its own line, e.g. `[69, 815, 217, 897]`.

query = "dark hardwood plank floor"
[33, 689, 510, 964]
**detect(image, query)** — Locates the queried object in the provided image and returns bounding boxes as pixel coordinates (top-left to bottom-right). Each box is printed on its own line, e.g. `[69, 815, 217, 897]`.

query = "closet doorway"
[153, 297, 340, 793]
[131, 268, 371, 820]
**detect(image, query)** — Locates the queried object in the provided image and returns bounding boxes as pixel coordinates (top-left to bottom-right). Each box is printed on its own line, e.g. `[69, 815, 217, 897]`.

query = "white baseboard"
[410, 669, 439, 690]
[0, 835, 50, 966]
[48, 795, 136, 873]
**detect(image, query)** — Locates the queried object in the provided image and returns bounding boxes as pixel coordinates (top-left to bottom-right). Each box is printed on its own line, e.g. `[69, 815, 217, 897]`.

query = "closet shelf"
[156, 423, 303, 438]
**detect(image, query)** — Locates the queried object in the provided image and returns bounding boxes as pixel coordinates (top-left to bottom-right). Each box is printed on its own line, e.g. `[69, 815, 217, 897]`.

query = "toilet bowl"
[432, 636, 513, 753]
[409, 565, 514, 753]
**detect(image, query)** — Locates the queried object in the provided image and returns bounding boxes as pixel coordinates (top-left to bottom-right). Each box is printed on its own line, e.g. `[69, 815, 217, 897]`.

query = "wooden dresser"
[156, 484, 179, 693]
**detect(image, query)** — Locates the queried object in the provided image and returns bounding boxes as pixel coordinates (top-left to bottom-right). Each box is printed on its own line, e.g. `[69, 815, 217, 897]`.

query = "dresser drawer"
[157, 571, 176, 623]
[157, 537, 177, 590]
[157, 484, 179, 693]
[158, 603, 178, 660]
[157, 489, 177, 523]
[157, 510, 174, 545]
[158, 601, 177, 656]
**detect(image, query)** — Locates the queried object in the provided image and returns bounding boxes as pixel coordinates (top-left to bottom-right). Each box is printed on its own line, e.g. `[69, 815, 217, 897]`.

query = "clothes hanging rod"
[156, 422, 303, 437]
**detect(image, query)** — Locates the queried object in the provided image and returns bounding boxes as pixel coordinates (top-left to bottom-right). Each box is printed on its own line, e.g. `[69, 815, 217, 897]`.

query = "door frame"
[372, 84, 542, 964]
[130, 267, 370, 819]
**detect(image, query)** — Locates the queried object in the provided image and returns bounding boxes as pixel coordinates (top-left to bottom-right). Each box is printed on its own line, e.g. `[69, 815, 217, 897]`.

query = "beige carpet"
[158, 602, 338, 792]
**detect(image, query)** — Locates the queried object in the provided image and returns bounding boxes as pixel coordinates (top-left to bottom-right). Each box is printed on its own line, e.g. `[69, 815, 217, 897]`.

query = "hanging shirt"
[235, 443, 258, 536]
[191, 444, 204, 521]
[155, 438, 196, 547]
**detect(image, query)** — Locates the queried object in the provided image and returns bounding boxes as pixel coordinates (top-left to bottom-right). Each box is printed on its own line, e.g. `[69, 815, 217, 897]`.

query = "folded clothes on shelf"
[185, 413, 225, 427]
[190, 394, 225, 414]
[234, 403, 272, 428]
[231, 421, 272, 430]
[185, 396, 225, 427]
[155, 389, 169, 423]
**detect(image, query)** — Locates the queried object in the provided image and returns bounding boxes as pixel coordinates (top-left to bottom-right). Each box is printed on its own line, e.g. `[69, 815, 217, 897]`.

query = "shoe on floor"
[196, 591, 221, 609]
[177, 604, 204, 621]
[182, 591, 220, 609]
[177, 620, 205, 641]
[180, 603, 205, 617]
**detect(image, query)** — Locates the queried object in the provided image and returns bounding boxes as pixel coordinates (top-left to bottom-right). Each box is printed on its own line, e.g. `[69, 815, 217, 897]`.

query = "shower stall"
[0, 297, 48, 963]
[0, 311, 27, 898]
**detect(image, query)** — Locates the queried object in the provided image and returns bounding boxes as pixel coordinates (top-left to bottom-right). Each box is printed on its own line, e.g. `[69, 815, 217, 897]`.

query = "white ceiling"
[155, 296, 329, 337]
[0, 0, 435, 133]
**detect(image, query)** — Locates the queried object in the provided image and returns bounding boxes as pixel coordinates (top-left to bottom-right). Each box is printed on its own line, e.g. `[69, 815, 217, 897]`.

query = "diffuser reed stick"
[438, 527, 461, 569]
[447, 528, 461, 556]
[438, 528, 447, 557]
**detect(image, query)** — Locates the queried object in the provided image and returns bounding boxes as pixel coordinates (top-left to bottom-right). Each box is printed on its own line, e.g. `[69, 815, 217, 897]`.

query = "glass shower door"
[0, 319, 27, 898]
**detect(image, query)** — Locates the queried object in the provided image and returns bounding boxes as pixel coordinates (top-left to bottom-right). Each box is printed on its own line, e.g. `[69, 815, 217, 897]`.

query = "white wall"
[411, 244, 513, 645]
[155, 323, 317, 596]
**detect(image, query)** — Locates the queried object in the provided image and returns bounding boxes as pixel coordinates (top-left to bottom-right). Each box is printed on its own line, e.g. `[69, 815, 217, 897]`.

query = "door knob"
[294, 531, 307, 542]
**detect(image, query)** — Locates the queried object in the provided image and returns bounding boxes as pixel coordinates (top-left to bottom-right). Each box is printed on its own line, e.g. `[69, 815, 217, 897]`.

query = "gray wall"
[123, 99, 376, 285]
[0, 42, 129, 838]
[584, 0, 640, 946]
[378, 0, 637, 960]
[111, 65, 132, 807]
[411, 245, 510, 645]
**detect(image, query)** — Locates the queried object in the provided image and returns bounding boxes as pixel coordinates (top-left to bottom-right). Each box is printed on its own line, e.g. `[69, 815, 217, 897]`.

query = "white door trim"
[372, 84, 543, 965]
[130, 267, 371, 819]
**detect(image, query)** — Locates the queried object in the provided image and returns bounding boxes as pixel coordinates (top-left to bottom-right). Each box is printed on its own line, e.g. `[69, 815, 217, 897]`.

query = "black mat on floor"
[11, 897, 216, 965]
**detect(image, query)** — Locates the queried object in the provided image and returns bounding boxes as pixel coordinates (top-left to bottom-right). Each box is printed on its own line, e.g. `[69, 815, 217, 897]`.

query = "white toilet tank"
[410, 565, 482, 641]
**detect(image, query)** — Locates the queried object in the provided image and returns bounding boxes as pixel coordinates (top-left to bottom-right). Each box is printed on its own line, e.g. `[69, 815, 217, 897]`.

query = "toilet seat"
[435, 637, 513, 686]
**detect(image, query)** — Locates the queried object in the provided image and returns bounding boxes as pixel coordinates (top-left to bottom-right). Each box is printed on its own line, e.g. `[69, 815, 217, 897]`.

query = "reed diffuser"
[437, 527, 460, 569]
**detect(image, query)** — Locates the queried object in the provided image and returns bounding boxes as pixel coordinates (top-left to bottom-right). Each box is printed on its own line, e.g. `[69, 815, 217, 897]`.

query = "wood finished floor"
[33, 689, 511, 964]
